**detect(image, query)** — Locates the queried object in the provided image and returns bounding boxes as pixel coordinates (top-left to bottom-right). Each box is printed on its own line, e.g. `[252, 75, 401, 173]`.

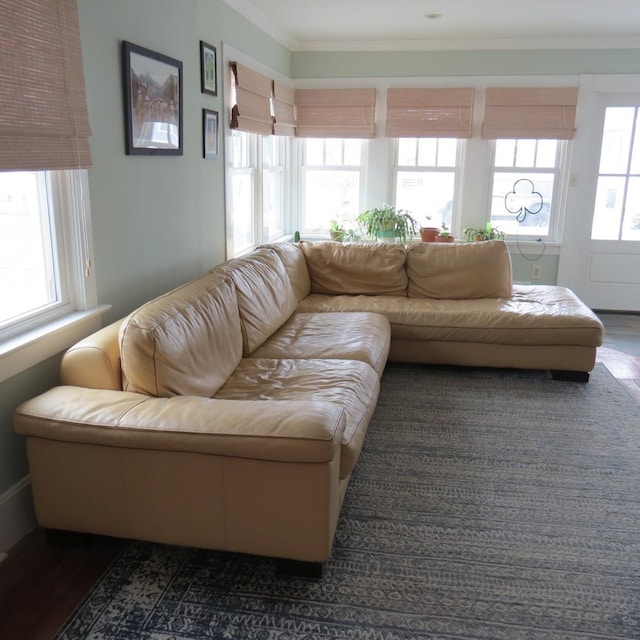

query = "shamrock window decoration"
[504, 178, 543, 223]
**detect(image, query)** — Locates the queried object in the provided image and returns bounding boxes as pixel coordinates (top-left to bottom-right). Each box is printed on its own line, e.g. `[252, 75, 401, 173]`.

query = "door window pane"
[599, 107, 634, 174]
[622, 176, 640, 241]
[592, 106, 640, 241]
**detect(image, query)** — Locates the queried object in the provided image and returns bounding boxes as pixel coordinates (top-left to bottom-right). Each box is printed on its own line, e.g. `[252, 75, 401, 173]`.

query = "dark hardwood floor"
[1, 313, 638, 640]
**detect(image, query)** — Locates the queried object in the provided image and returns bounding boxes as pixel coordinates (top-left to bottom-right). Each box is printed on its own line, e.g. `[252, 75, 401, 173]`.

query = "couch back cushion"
[300, 241, 408, 296]
[120, 271, 243, 397]
[406, 240, 513, 299]
[216, 248, 297, 354]
[260, 242, 311, 301]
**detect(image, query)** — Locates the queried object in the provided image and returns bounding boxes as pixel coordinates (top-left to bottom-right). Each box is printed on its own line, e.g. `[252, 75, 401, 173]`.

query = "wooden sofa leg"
[277, 558, 323, 579]
[551, 370, 590, 383]
[46, 528, 93, 548]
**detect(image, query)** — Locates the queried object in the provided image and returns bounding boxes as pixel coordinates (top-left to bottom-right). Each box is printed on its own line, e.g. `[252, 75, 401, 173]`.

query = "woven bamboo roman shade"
[0, 0, 92, 171]
[385, 88, 475, 138]
[296, 88, 376, 138]
[481, 87, 578, 140]
[230, 62, 273, 135]
[273, 81, 296, 136]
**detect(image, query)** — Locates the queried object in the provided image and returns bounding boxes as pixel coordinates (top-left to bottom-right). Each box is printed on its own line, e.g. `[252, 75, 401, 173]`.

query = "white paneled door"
[560, 86, 640, 312]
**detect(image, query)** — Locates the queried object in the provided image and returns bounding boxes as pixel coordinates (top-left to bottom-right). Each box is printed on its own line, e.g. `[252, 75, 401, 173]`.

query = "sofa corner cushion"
[259, 242, 311, 302]
[406, 240, 513, 299]
[216, 248, 298, 355]
[300, 241, 408, 296]
[119, 271, 243, 398]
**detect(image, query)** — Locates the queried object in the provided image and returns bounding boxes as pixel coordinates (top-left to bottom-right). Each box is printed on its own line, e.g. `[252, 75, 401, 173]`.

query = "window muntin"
[489, 139, 564, 238]
[300, 139, 364, 235]
[592, 106, 640, 241]
[394, 138, 460, 229]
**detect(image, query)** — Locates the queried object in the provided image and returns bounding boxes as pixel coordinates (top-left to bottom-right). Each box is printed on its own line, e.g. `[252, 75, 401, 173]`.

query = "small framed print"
[203, 109, 219, 159]
[121, 41, 183, 156]
[200, 41, 217, 96]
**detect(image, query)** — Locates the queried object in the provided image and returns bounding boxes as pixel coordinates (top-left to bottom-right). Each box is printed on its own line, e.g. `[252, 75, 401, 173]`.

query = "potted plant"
[357, 205, 419, 243]
[420, 218, 439, 242]
[463, 222, 506, 242]
[329, 220, 346, 242]
[435, 222, 455, 243]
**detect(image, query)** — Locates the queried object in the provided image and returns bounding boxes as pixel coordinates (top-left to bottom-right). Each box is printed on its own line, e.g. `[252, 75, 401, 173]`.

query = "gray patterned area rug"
[55, 363, 640, 640]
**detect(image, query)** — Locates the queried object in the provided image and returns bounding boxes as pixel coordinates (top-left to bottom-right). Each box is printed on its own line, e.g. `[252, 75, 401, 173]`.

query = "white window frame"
[225, 130, 292, 258]
[487, 139, 569, 242]
[298, 138, 368, 238]
[391, 137, 465, 232]
[0, 169, 108, 384]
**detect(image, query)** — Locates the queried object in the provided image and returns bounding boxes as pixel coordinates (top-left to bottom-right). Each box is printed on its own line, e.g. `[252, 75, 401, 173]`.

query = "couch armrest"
[14, 386, 345, 464]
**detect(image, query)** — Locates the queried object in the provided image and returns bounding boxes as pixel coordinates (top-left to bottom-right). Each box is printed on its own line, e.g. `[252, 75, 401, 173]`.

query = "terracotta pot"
[436, 235, 455, 243]
[420, 227, 439, 242]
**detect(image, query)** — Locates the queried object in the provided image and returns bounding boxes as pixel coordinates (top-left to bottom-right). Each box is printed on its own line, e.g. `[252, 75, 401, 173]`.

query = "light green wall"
[292, 48, 640, 78]
[80, 0, 290, 325]
[0, 0, 290, 498]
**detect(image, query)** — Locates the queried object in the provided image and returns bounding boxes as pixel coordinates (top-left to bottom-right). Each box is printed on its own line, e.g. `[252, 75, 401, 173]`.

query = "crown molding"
[293, 36, 640, 53]
[220, 2, 640, 54]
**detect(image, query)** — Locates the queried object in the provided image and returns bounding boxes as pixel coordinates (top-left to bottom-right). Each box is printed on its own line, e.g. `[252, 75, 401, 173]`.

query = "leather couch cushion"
[250, 311, 391, 377]
[215, 358, 380, 479]
[260, 242, 311, 302]
[406, 240, 513, 299]
[300, 241, 408, 296]
[120, 271, 243, 397]
[297, 285, 603, 347]
[216, 249, 297, 355]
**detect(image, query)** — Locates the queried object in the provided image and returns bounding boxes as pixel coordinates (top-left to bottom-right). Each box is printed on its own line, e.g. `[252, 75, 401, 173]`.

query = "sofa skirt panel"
[26, 438, 343, 563]
[389, 339, 597, 373]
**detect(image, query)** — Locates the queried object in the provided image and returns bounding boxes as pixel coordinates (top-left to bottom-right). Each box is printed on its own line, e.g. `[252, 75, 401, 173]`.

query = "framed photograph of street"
[122, 41, 183, 155]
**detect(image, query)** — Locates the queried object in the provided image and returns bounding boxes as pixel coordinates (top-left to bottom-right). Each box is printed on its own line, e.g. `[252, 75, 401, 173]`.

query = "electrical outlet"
[531, 265, 542, 280]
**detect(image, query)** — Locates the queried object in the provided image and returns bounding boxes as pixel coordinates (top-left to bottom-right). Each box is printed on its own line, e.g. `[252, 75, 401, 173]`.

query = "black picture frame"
[200, 41, 217, 96]
[203, 109, 219, 159]
[121, 41, 183, 156]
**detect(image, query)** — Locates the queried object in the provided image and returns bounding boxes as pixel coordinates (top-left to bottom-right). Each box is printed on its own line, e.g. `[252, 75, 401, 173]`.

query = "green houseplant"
[463, 222, 506, 242]
[435, 222, 455, 242]
[329, 220, 346, 242]
[357, 205, 419, 243]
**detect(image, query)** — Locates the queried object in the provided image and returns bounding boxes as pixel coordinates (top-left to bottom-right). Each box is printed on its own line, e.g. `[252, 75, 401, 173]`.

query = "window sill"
[0, 305, 111, 384]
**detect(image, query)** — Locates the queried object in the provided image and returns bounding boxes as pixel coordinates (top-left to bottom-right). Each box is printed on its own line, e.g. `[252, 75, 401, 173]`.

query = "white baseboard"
[0, 476, 36, 554]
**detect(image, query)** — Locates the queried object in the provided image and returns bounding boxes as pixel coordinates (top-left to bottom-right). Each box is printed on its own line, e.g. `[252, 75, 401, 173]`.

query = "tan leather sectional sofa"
[14, 240, 603, 573]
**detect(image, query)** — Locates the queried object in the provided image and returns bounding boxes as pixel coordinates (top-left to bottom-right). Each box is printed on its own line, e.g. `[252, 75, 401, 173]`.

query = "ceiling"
[223, 0, 640, 51]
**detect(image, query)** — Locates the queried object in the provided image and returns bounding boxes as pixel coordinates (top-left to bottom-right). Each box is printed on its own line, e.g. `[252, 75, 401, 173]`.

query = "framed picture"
[121, 41, 183, 155]
[200, 41, 217, 96]
[203, 109, 219, 159]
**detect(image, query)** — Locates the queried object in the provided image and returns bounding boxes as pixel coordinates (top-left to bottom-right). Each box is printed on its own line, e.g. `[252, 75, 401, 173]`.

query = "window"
[0, 170, 94, 340]
[592, 106, 640, 241]
[228, 130, 257, 254]
[393, 138, 462, 229]
[300, 138, 365, 235]
[489, 139, 566, 238]
[263, 136, 287, 241]
[226, 130, 290, 256]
